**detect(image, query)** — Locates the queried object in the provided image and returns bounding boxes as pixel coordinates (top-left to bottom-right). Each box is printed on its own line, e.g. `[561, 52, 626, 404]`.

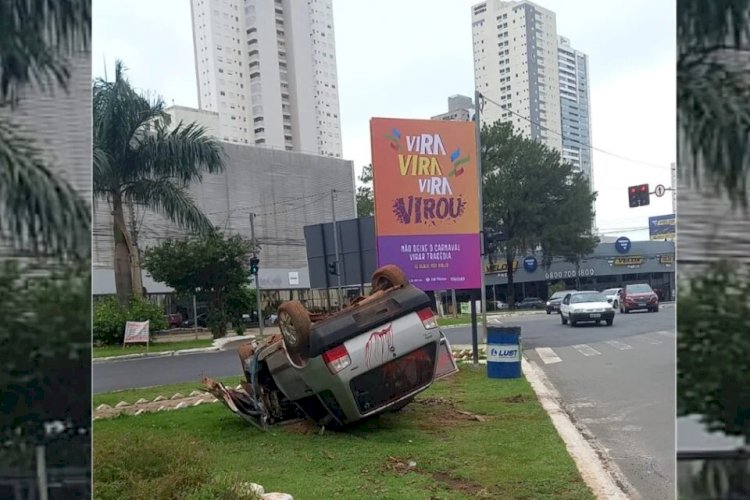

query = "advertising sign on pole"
[649, 214, 675, 241]
[370, 118, 481, 291]
[123, 320, 150, 349]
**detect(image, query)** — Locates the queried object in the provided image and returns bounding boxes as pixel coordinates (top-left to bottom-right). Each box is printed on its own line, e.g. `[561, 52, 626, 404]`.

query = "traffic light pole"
[331, 190, 343, 310]
[250, 212, 263, 336]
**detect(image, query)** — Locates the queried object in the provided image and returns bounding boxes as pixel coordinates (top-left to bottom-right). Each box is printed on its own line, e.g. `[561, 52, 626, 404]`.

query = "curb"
[521, 357, 638, 499]
[93, 347, 220, 363]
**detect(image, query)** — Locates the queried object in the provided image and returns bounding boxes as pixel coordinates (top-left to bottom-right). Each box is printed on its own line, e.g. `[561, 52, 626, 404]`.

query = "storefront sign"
[660, 255, 674, 265]
[614, 256, 644, 266]
[523, 256, 538, 273]
[486, 260, 519, 273]
[615, 236, 631, 254]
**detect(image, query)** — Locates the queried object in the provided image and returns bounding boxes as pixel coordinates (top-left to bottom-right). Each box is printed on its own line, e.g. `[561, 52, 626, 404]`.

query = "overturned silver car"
[204, 265, 458, 430]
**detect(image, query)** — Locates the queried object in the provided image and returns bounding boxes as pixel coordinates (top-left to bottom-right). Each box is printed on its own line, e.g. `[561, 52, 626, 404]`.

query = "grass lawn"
[436, 315, 472, 327]
[93, 369, 593, 500]
[92, 338, 214, 358]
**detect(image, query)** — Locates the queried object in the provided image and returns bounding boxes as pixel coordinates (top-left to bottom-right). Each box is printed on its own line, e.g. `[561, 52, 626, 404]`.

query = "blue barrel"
[486, 326, 521, 379]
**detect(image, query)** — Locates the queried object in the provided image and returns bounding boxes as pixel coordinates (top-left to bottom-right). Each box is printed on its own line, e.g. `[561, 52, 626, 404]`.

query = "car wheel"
[371, 265, 408, 292]
[653, 305, 659, 313]
[560, 313, 567, 325]
[547, 310, 551, 315]
[277, 300, 311, 366]
[569, 317, 576, 327]
[613, 300, 618, 309]
[606, 319, 613, 326]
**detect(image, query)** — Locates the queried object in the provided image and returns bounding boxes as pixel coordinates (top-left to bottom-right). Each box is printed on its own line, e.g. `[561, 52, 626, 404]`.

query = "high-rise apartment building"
[558, 36, 592, 179]
[190, 0, 342, 157]
[471, 0, 563, 153]
[431, 94, 474, 122]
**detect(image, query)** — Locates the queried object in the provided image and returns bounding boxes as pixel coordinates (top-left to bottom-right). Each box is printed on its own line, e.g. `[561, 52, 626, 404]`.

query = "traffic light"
[638, 184, 650, 206]
[328, 261, 338, 275]
[628, 184, 650, 207]
[250, 257, 259, 275]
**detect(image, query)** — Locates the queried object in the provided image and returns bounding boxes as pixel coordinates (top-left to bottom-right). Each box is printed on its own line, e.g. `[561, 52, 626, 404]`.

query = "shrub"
[93, 297, 168, 345]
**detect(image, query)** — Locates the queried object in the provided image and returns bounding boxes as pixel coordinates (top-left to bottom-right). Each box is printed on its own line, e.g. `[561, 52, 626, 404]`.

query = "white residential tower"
[190, 0, 342, 157]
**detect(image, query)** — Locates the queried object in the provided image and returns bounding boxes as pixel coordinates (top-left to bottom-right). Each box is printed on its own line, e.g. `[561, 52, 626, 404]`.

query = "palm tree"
[0, 0, 91, 257]
[93, 61, 226, 305]
[678, 0, 750, 207]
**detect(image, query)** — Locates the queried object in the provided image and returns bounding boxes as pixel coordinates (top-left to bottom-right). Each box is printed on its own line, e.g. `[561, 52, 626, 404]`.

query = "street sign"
[523, 256, 538, 273]
[614, 236, 631, 254]
[654, 184, 666, 197]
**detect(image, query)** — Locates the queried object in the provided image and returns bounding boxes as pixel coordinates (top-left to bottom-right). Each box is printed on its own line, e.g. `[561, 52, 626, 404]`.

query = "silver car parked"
[205, 265, 458, 430]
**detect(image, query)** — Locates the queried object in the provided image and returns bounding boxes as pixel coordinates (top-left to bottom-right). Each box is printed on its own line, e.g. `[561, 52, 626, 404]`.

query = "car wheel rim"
[279, 312, 298, 345]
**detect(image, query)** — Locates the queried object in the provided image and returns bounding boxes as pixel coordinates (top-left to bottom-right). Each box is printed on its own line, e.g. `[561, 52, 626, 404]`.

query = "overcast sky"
[92, 0, 676, 241]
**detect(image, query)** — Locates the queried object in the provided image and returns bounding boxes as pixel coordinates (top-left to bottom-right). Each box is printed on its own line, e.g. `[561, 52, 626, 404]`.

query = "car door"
[560, 294, 572, 318]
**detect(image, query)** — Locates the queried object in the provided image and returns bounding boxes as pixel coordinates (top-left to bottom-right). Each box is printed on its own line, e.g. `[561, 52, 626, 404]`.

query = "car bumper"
[624, 302, 658, 310]
[570, 310, 615, 322]
[546, 305, 560, 313]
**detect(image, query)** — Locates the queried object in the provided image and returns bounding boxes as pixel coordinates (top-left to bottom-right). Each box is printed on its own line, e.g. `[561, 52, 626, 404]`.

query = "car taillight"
[417, 308, 438, 329]
[322, 344, 351, 374]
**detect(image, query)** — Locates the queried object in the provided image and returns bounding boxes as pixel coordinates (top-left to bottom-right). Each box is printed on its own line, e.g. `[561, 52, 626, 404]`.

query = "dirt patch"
[413, 397, 489, 429]
[281, 419, 317, 435]
[499, 394, 533, 404]
[94, 393, 218, 419]
[381, 457, 491, 497]
[430, 471, 490, 497]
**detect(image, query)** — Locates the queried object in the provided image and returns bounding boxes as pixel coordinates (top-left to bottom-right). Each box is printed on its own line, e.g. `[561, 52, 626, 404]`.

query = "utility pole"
[128, 200, 144, 297]
[474, 90, 488, 351]
[331, 189, 343, 310]
[250, 213, 263, 336]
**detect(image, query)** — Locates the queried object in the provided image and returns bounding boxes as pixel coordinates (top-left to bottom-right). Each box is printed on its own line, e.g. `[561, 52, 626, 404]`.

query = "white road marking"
[535, 347, 562, 364]
[572, 344, 601, 356]
[653, 330, 676, 338]
[605, 340, 632, 350]
[638, 336, 662, 345]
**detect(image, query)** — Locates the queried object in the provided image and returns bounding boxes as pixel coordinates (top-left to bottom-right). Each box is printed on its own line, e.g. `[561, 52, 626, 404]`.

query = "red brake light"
[322, 344, 351, 374]
[417, 308, 438, 329]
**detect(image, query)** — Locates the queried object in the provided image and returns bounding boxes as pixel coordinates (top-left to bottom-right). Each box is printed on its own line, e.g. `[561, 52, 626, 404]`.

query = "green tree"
[677, 260, 750, 442]
[678, 0, 750, 207]
[93, 60, 226, 306]
[0, 261, 91, 469]
[481, 121, 597, 307]
[0, 0, 91, 257]
[356, 164, 374, 217]
[226, 285, 258, 335]
[142, 231, 255, 338]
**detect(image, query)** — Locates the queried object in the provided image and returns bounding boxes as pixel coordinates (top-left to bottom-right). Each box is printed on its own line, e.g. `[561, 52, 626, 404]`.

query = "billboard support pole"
[331, 189, 344, 310]
[475, 90, 488, 349]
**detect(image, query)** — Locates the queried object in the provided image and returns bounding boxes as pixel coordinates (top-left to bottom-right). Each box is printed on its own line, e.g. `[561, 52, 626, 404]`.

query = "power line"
[479, 93, 671, 170]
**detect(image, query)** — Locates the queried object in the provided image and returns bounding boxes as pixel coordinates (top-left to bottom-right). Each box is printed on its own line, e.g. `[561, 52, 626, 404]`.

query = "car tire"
[547, 310, 551, 315]
[569, 317, 576, 327]
[613, 300, 618, 309]
[653, 305, 659, 313]
[560, 313, 567, 325]
[606, 319, 613, 326]
[277, 300, 311, 367]
[371, 265, 408, 292]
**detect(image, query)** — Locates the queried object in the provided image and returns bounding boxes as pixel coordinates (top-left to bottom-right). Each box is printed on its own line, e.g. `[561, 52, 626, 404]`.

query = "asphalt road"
[94, 307, 675, 498]
[443, 307, 675, 500]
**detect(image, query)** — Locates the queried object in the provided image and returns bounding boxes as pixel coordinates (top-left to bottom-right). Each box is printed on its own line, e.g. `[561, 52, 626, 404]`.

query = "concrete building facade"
[190, 0, 342, 157]
[92, 143, 355, 293]
[431, 94, 474, 122]
[0, 52, 92, 258]
[471, 0, 563, 152]
[558, 36, 592, 179]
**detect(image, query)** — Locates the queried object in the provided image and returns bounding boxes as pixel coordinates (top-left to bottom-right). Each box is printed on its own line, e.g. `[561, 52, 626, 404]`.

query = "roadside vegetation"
[94, 369, 593, 499]
[93, 338, 214, 359]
